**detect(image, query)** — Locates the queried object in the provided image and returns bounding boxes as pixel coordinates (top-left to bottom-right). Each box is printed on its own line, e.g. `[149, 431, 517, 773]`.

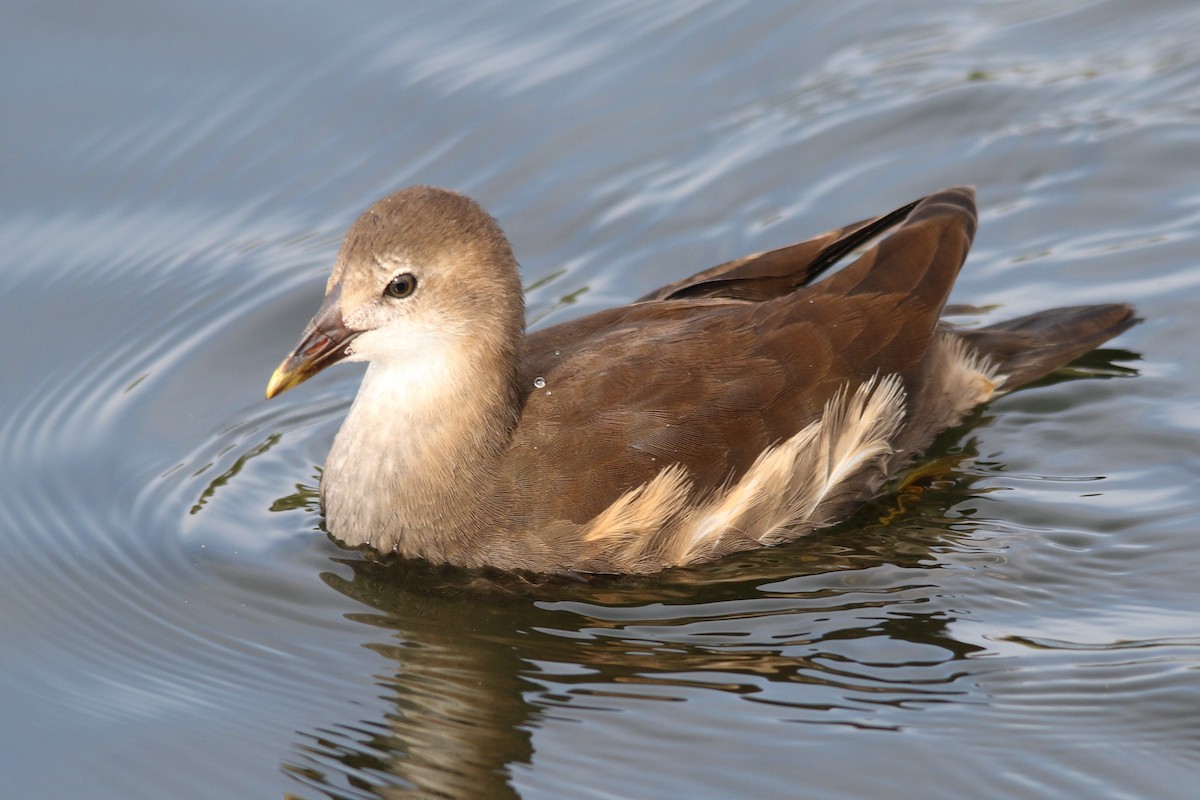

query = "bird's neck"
[320, 346, 521, 563]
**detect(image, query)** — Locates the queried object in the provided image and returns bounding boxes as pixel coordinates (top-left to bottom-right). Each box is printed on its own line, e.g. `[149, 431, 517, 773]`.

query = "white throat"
[320, 332, 515, 557]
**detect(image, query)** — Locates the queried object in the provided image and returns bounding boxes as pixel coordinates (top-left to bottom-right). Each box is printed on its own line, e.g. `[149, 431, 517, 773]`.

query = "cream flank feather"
[580, 336, 1007, 571]
[582, 372, 908, 570]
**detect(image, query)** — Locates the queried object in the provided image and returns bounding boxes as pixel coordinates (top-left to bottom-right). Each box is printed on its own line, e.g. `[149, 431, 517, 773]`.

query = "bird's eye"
[384, 273, 418, 299]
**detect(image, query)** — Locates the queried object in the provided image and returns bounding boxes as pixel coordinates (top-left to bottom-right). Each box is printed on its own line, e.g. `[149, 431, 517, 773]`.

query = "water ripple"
[4, 2, 1200, 798]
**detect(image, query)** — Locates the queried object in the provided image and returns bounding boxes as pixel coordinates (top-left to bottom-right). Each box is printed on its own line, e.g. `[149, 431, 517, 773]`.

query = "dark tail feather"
[958, 303, 1140, 391]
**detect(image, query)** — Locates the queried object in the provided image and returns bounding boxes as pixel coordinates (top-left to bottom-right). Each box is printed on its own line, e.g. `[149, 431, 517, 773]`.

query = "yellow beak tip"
[265, 366, 296, 400]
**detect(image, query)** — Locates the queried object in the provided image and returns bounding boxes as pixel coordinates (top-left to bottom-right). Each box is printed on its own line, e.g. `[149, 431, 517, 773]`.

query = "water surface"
[2, 1, 1199, 798]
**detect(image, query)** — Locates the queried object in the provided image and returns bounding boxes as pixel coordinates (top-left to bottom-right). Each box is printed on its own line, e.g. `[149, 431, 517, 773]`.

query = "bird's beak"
[266, 283, 359, 399]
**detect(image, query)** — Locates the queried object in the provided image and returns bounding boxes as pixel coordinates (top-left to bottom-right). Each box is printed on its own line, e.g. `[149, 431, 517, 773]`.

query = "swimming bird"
[266, 186, 1136, 574]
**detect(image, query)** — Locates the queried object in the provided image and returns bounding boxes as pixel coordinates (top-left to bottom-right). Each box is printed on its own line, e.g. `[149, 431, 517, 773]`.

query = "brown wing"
[502, 187, 978, 527]
[636, 196, 922, 302]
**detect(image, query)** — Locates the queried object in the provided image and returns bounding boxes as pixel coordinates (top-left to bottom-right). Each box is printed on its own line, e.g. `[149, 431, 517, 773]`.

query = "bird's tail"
[957, 303, 1139, 391]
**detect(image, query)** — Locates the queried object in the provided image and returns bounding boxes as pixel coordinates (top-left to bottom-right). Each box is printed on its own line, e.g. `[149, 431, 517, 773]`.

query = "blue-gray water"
[3, 2, 1198, 798]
